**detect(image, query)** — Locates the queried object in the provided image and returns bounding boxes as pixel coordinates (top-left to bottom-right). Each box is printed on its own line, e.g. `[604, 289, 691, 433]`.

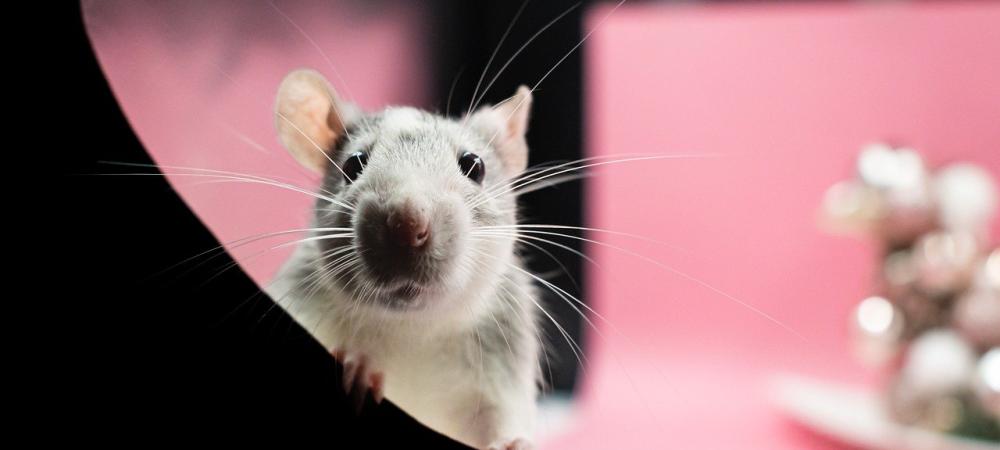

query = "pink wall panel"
[83, 1, 430, 289]
[545, 2, 1000, 448]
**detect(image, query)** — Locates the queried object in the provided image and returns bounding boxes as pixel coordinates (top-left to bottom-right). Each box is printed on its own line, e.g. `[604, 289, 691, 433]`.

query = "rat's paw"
[486, 438, 532, 450]
[330, 347, 384, 412]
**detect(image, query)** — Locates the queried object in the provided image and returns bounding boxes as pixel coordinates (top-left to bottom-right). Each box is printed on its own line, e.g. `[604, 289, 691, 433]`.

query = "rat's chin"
[362, 280, 441, 311]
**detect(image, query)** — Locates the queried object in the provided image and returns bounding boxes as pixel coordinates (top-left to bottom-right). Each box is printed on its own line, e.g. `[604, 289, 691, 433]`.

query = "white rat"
[268, 69, 541, 450]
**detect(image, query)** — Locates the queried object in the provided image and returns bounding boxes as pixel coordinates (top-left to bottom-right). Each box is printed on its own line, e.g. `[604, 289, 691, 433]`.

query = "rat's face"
[275, 70, 532, 314]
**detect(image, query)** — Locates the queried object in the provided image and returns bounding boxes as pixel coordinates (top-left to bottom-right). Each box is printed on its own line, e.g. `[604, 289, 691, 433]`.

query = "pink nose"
[386, 207, 430, 248]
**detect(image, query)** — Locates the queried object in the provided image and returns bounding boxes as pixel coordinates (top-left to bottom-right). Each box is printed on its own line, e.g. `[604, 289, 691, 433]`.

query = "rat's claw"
[330, 347, 384, 413]
[486, 438, 532, 450]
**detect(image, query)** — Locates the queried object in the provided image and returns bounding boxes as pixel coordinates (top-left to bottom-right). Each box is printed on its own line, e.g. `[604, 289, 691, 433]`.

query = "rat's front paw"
[330, 347, 384, 412]
[486, 438, 532, 450]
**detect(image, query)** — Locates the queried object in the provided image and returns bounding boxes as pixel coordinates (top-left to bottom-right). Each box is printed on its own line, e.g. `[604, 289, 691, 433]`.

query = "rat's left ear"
[468, 86, 532, 176]
[274, 69, 360, 173]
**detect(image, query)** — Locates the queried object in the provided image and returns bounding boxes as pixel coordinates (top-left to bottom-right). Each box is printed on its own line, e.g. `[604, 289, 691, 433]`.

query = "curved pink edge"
[82, 0, 430, 290]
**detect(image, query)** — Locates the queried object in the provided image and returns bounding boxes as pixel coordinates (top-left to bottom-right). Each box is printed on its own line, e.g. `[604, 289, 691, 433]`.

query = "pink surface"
[83, 1, 430, 288]
[83, 1, 1000, 447]
[543, 2, 1000, 449]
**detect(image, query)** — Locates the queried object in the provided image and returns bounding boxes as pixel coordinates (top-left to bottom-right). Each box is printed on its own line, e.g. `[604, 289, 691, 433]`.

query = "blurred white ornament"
[821, 180, 884, 234]
[913, 231, 980, 294]
[859, 144, 936, 240]
[883, 250, 917, 292]
[852, 296, 905, 366]
[953, 285, 1000, 348]
[974, 348, 1000, 416]
[857, 144, 928, 201]
[903, 329, 976, 397]
[982, 249, 1000, 292]
[933, 163, 998, 239]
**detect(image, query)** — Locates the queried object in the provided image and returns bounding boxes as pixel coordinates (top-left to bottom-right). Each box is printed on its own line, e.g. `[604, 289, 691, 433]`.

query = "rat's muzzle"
[355, 195, 440, 286]
[386, 202, 430, 248]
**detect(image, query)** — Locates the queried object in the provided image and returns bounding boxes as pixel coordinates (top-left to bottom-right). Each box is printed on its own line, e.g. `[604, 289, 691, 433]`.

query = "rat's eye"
[342, 151, 368, 184]
[458, 151, 485, 184]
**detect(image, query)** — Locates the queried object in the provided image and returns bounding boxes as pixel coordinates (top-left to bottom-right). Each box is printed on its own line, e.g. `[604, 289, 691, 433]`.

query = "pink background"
[83, 0, 430, 289]
[84, 1, 1000, 448]
[542, 2, 1000, 449]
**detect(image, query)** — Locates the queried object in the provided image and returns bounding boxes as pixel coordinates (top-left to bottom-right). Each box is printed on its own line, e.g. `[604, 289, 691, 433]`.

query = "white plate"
[770, 374, 998, 450]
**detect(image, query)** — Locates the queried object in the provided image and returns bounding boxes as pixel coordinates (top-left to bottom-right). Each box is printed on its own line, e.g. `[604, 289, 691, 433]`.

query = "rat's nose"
[386, 206, 430, 248]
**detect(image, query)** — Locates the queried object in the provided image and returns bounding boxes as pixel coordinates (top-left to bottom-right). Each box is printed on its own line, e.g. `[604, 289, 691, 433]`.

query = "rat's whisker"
[464, 0, 533, 118]
[266, 250, 360, 324]
[511, 173, 589, 195]
[97, 163, 356, 212]
[480, 0, 628, 153]
[469, 247, 587, 369]
[275, 111, 353, 180]
[274, 232, 354, 249]
[491, 229, 806, 340]
[201, 234, 354, 288]
[467, 2, 581, 117]
[478, 223, 694, 257]
[265, 0, 356, 134]
[445, 65, 467, 118]
[501, 277, 585, 371]
[470, 153, 651, 206]
[472, 153, 718, 209]
[214, 246, 352, 326]
[473, 237, 665, 423]
[471, 233, 584, 293]
[157, 226, 352, 280]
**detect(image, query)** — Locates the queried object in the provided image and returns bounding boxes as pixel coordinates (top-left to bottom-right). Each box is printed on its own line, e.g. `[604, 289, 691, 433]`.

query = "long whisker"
[482, 229, 806, 340]
[153, 226, 352, 280]
[276, 111, 352, 180]
[200, 233, 354, 287]
[467, 2, 582, 117]
[484, 0, 627, 150]
[471, 232, 585, 293]
[473, 153, 667, 204]
[465, 0, 533, 118]
[471, 154, 719, 209]
[96, 163, 355, 212]
[468, 247, 587, 361]
[445, 64, 467, 118]
[265, 0, 358, 128]
[478, 223, 694, 257]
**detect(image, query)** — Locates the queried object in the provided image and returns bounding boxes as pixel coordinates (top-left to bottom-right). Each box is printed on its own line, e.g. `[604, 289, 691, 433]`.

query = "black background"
[40, 1, 588, 446]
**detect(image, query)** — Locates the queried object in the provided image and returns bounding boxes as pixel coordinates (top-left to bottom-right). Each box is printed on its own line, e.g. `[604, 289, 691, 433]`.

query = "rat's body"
[267, 70, 541, 449]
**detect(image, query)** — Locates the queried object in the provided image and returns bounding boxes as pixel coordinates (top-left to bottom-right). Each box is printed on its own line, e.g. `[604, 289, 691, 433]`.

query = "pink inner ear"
[84, 1, 430, 288]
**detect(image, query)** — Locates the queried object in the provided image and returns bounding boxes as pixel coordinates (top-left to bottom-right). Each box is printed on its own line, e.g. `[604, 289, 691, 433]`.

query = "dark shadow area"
[48, 4, 469, 447]
[431, 0, 589, 393]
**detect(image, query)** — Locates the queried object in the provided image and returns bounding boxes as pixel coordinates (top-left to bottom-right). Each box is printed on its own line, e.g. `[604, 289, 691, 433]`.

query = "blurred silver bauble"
[887, 374, 966, 433]
[975, 348, 1000, 417]
[820, 179, 884, 235]
[894, 291, 949, 338]
[881, 250, 917, 296]
[902, 329, 976, 397]
[851, 296, 906, 366]
[982, 248, 1000, 293]
[933, 163, 998, 241]
[912, 230, 980, 295]
[857, 144, 929, 202]
[953, 285, 1000, 348]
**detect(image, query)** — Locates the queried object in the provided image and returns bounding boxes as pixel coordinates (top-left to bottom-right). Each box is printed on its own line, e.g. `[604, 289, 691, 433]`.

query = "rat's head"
[275, 69, 531, 315]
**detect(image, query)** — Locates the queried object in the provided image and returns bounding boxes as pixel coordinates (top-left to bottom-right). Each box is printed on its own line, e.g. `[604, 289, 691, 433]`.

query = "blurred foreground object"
[825, 144, 1000, 443]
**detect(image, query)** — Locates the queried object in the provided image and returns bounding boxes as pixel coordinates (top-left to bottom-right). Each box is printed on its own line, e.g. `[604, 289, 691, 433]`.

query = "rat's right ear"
[275, 69, 356, 173]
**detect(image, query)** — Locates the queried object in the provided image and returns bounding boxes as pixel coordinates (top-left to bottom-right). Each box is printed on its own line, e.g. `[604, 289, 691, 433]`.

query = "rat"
[267, 69, 541, 450]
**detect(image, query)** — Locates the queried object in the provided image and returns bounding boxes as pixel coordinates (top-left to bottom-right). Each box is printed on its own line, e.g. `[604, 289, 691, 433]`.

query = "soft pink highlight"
[544, 2, 1000, 449]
